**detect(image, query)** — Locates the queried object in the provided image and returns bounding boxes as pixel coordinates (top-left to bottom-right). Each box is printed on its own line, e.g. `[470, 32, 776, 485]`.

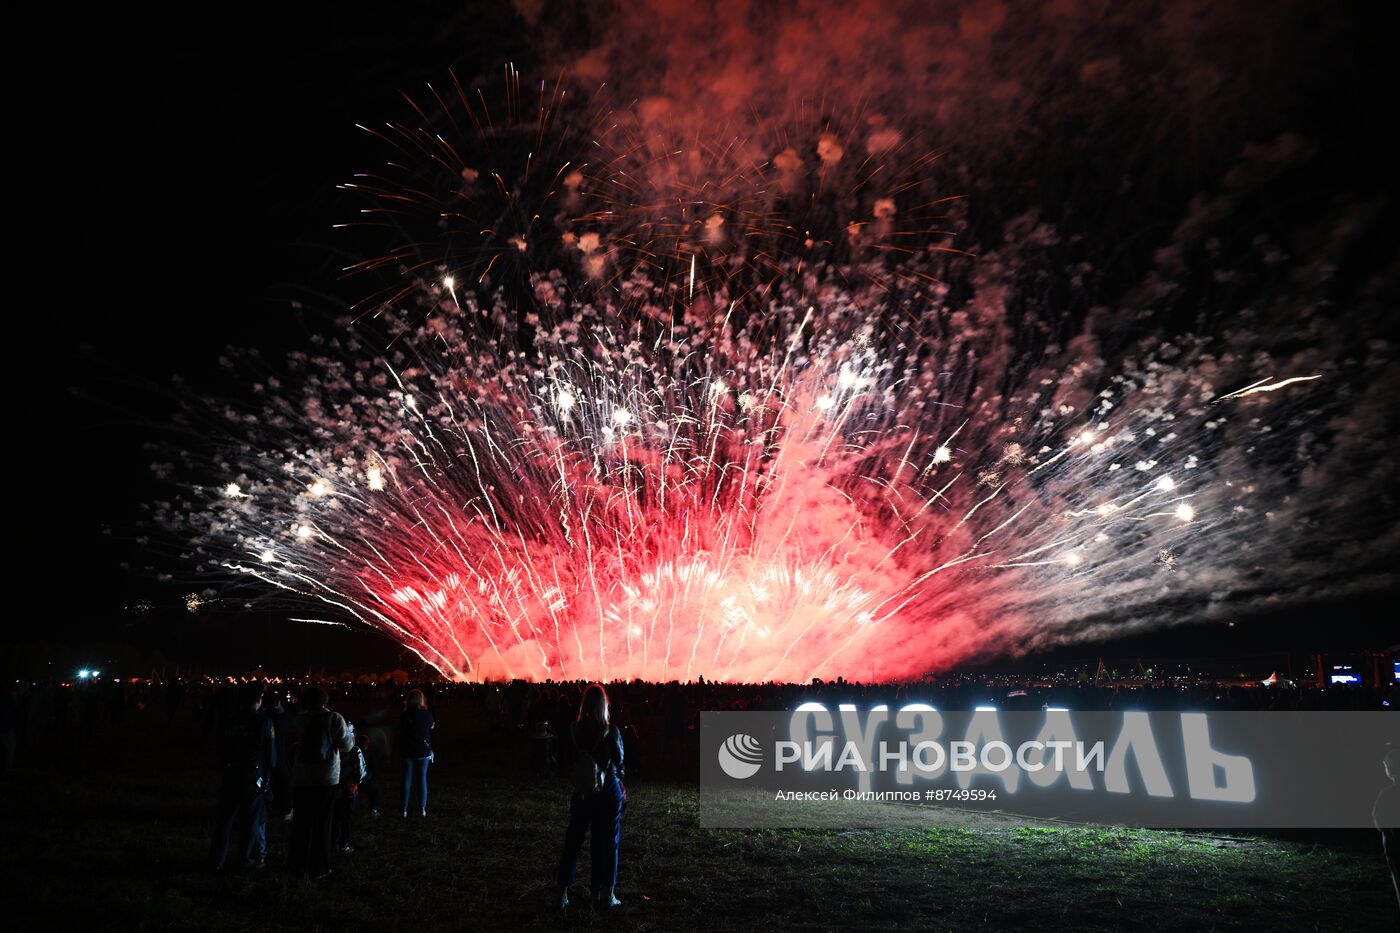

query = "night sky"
[34, 6, 538, 673]
[22, 2, 1397, 677]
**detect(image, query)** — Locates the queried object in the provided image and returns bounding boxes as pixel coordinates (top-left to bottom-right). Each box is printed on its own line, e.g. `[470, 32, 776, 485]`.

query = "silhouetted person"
[359, 733, 382, 817]
[209, 683, 275, 873]
[288, 687, 353, 879]
[399, 689, 435, 817]
[533, 719, 556, 779]
[481, 685, 496, 725]
[1376, 748, 1400, 912]
[332, 725, 367, 853]
[261, 691, 294, 819]
[556, 683, 626, 910]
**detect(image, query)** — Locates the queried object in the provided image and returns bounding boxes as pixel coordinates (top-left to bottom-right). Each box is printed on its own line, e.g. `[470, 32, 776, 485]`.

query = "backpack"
[300, 711, 335, 763]
[342, 746, 367, 784]
[570, 728, 608, 796]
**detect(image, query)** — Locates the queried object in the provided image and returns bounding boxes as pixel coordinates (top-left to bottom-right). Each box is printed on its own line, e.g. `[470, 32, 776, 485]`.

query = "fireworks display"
[153, 19, 1396, 682]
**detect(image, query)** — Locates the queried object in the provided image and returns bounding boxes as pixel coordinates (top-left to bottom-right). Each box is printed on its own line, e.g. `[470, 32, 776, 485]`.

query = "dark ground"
[3, 708, 1396, 932]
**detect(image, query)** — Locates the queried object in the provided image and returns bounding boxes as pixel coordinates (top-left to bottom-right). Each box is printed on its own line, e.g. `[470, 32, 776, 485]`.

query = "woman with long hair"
[555, 683, 626, 909]
[399, 688, 435, 817]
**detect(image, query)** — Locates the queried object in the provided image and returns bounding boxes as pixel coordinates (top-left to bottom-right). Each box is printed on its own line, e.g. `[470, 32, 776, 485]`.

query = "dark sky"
[20, 2, 1396, 677]
[30, 5, 537, 672]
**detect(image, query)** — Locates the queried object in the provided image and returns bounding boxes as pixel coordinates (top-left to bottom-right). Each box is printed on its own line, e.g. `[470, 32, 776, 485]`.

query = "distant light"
[77, 669, 91, 679]
[974, 705, 997, 711]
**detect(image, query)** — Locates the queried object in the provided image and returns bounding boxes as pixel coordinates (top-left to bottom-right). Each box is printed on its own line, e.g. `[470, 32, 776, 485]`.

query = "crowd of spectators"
[2, 672, 1394, 769]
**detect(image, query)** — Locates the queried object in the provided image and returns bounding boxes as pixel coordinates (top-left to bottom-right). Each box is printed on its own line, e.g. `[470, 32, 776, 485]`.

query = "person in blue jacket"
[555, 683, 626, 909]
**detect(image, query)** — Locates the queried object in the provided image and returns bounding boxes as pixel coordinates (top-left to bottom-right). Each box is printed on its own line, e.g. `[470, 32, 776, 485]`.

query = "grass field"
[3, 716, 1396, 932]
